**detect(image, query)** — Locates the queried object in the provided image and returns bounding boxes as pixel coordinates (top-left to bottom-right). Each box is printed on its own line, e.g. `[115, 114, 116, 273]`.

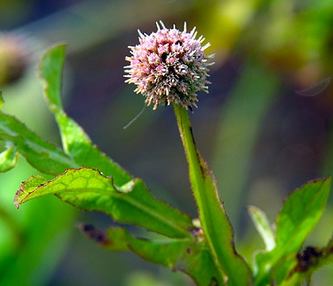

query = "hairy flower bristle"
[124, 21, 213, 110]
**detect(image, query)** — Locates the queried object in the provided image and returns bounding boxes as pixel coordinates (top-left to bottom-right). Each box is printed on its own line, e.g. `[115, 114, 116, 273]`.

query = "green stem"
[173, 103, 252, 285]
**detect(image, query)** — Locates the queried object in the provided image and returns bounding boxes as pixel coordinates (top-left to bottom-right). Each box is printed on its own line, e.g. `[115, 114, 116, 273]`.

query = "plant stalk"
[173, 103, 252, 285]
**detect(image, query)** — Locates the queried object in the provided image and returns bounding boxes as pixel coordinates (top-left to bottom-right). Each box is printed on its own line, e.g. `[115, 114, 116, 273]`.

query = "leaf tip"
[307, 176, 331, 186]
[39, 42, 67, 63]
[37, 43, 67, 109]
[116, 179, 136, 193]
[13, 188, 24, 209]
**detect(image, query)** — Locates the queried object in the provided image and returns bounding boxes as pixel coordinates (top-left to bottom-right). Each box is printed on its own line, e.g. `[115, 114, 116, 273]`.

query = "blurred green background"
[0, 0, 333, 285]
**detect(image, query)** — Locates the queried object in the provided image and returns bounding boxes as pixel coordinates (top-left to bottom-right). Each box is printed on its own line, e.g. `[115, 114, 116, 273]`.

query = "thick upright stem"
[173, 103, 252, 286]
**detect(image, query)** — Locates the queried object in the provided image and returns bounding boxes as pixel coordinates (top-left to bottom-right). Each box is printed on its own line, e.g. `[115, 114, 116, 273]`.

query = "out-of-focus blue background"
[1, 0, 333, 285]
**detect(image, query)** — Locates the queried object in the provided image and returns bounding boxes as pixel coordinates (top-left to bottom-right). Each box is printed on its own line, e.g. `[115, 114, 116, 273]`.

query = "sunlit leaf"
[276, 178, 330, 250]
[15, 167, 193, 239]
[0, 93, 75, 175]
[254, 177, 331, 285]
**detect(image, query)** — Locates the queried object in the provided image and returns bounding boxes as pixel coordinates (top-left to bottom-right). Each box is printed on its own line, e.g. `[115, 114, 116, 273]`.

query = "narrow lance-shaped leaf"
[173, 104, 252, 286]
[0, 93, 76, 175]
[80, 225, 226, 286]
[254, 177, 331, 285]
[276, 178, 330, 250]
[248, 205, 275, 251]
[38, 44, 131, 185]
[14, 167, 193, 239]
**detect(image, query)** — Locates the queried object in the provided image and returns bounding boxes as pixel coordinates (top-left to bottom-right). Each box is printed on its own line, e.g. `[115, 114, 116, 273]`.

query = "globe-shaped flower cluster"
[124, 21, 213, 110]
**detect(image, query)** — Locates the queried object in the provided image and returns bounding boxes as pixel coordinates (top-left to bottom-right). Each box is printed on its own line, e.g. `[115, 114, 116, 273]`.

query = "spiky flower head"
[124, 21, 213, 110]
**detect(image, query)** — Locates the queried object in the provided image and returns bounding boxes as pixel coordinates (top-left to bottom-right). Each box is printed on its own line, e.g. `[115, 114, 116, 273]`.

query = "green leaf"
[80, 225, 226, 286]
[0, 106, 76, 175]
[254, 177, 331, 285]
[276, 178, 330, 250]
[127, 233, 226, 286]
[38, 44, 65, 110]
[14, 167, 193, 239]
[173, 104, 252, 285]
[248, 205, 275, 251]
[38, 44, 131, 185]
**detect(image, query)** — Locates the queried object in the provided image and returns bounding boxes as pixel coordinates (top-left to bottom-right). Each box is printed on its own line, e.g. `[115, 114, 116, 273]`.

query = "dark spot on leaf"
[78, 223, 108, 244]
[295, 246, 322, 272]
[209, 277, 219, 286]
[82, 224, 94, 232]
[186, 247, 192, 255]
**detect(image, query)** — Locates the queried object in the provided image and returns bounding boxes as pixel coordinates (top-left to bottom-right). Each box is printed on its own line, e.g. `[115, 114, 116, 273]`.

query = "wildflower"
[124, 21, 213, 110]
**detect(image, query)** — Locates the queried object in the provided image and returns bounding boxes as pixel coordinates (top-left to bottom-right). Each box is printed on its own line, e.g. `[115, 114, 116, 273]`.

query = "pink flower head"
[124, 21, 213, 110]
